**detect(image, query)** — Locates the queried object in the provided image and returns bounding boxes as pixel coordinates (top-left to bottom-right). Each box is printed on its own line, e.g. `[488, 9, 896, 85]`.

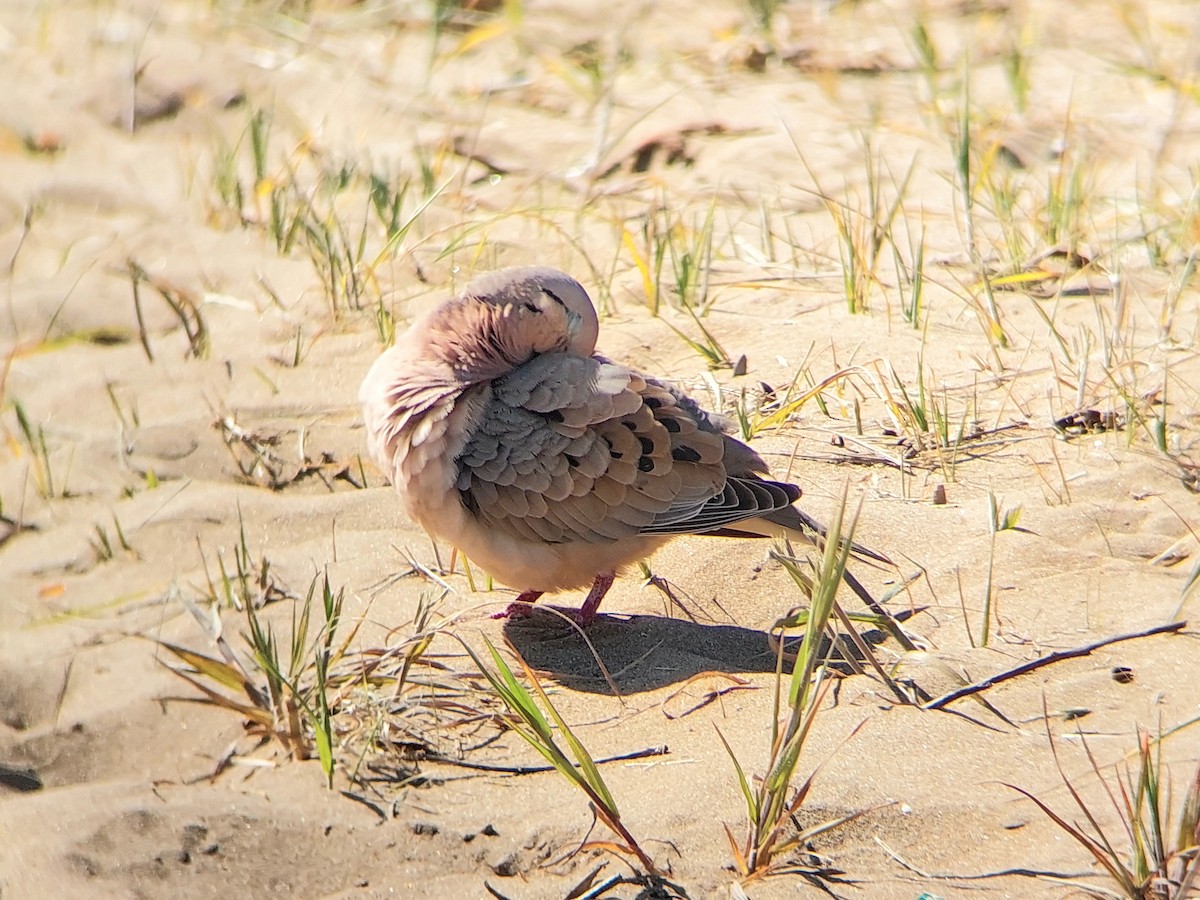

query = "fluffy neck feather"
[417, 298, 569, 384]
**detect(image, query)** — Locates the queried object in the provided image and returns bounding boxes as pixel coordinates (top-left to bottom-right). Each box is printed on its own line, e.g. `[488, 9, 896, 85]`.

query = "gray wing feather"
[456, 352, 810, 546]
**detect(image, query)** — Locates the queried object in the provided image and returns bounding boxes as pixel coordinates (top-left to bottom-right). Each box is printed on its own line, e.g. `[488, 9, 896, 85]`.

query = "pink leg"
[492, 589, 544, 620]
[576, 572, 616, 625]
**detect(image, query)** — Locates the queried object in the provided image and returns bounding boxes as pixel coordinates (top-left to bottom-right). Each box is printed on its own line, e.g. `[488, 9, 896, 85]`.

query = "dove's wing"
[454, 354, 802, 545]
[638, 375, 893, 565]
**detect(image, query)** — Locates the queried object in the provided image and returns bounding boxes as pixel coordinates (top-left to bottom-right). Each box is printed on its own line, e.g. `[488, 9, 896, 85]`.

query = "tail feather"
[713, 506, 893, 566]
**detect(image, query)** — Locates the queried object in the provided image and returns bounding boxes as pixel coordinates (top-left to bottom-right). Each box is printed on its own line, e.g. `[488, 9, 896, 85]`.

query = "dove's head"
[410, 267, 600, 384]
[464, 267, 599, 358]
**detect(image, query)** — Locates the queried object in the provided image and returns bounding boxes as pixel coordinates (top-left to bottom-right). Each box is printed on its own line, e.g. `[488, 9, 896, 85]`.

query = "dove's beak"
[564, 306, 583, 335]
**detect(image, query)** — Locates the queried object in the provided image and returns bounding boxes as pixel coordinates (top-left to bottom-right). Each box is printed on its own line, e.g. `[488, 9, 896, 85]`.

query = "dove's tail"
[706, 505, 893, 567]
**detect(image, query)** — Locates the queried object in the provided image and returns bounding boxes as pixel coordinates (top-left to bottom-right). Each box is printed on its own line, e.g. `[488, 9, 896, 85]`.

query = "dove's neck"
[420, 299, 569, 384]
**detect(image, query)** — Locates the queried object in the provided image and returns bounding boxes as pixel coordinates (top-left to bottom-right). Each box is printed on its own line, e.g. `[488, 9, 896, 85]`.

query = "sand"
[2, 0, 1199, 897]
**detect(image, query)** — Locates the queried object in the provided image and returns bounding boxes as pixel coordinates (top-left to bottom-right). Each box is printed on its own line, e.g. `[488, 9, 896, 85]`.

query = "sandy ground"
[2, 0, 1199, 897]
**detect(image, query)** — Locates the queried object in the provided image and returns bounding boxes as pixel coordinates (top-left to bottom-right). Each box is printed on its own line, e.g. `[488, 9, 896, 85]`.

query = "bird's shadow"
[502, 610, 899, 695]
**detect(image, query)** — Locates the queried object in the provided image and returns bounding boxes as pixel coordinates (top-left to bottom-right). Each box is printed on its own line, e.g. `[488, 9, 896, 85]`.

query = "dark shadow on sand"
[502, 610, 907, 695]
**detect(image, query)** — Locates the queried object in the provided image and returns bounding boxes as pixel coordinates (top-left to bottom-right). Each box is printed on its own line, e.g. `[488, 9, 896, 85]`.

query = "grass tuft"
[11, 398, 65, 499]
[460, 634, 665, 877]
[1008, 711, 1200, 899]
[721, 489, 883, 880]
[162, 566, 352, 787]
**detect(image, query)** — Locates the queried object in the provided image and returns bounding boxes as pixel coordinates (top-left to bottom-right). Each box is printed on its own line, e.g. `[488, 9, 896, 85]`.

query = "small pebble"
[491, 852, 519, 877]
[932, 484, 947, 505]
[1112, 666, 1135, 684]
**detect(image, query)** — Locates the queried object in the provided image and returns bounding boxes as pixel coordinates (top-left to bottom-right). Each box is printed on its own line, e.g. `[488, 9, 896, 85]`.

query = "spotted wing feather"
[455, 355, 803, 544]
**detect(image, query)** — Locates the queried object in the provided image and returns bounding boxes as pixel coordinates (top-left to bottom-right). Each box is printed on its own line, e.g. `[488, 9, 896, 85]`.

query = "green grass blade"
[715, 726, 758, 823]
[518, 653, 618, 814]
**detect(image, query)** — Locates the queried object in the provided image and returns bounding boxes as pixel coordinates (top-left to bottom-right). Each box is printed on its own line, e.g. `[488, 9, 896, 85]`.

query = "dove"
[360, 266, 887, 624]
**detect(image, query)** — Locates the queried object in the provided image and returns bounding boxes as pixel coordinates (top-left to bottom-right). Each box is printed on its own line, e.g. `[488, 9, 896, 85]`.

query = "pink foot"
[491, 601, 535, 620]
[491, 574, 617, 626]
[490, 590, 543, 620]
